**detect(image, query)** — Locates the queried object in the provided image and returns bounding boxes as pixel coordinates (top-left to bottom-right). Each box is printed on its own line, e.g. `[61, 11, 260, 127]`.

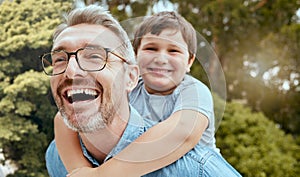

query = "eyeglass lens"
[42, 48, 107, 75]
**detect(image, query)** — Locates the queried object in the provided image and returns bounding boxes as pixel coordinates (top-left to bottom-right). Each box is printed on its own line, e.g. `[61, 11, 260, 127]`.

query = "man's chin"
[60, 110, 106, 133]
[59, 111, 79, 131]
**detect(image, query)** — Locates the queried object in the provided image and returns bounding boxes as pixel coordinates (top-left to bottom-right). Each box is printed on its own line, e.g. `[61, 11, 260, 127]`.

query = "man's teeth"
[67, 89, 97, 97]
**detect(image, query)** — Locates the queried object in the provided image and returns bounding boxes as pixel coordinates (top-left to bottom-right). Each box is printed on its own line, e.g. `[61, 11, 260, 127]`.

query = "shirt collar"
[104, 105, 145, 162]
[82, 105, 145, 166]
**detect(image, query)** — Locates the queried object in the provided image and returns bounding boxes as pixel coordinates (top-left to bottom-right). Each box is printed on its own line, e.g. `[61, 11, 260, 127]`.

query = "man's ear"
[186, 54, 196, 73]
[126, 64, 139, 92]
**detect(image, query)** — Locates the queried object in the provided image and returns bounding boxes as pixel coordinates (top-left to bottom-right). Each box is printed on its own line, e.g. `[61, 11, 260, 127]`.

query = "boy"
[53, 10, 241, 177]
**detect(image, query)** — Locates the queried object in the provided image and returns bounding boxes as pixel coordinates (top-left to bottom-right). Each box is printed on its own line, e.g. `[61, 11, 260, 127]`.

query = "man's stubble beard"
[56, 89, 118, 133]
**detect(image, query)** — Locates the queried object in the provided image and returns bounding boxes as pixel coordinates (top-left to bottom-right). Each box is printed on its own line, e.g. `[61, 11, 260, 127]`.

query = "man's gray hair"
[53, 5, 135, 64]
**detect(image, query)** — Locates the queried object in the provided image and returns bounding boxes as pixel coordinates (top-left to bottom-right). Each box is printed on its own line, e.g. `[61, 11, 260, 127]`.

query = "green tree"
[259, 23, 300, 134]
[216, 101, 300, 177]
[169, 0, 300, 135]
[1, 0, 299, 176]
[0, 0, 71, 176]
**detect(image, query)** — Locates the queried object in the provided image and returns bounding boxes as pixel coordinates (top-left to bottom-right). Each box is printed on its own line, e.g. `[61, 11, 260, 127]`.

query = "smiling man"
[43, 5, 140, 176]
[48, 23, 135, 133]
[44, 5, 242, 177]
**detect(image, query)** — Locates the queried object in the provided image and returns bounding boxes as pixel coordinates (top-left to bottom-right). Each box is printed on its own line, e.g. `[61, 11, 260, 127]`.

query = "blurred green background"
[0, 0, 299, 176]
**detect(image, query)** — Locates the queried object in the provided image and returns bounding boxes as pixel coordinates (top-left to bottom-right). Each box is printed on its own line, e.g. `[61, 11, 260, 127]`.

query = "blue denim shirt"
[46, 106, 242, 177]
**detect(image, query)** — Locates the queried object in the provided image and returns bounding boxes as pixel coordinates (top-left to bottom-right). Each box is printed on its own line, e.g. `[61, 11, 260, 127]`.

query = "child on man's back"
[55, 11, 240, 177]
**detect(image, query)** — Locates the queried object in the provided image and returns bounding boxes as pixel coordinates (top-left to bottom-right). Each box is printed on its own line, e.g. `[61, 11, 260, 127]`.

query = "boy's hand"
[67, 167, 98, 177]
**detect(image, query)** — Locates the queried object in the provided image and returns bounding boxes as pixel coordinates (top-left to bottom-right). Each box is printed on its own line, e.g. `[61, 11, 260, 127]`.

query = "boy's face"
[136, 29, 194, 95]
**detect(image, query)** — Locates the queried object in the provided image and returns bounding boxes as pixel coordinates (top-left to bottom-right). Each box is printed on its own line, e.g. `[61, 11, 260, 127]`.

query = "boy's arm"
[54, 112, 92, 172]
[92, 109, 208, 176]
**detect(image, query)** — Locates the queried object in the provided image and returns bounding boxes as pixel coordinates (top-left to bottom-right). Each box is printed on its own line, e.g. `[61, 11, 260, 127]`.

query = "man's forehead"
[53, 24, 122, 50]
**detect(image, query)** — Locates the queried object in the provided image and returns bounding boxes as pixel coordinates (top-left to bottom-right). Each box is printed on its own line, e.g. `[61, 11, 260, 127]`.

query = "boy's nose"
[64, 56, 86, 79]
[154, 52, 168, 64]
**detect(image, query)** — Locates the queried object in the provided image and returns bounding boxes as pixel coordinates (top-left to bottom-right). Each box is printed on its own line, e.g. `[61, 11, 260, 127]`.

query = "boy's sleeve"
[172, 76, 214, 127]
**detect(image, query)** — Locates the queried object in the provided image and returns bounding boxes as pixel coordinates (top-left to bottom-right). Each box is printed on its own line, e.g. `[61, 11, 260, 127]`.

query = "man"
[44, 5, 241, 177]
[43, 4, 140, 176]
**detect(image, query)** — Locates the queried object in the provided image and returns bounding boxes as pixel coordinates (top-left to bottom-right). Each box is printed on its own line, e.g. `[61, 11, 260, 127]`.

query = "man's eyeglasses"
[40, 47, 128, 76]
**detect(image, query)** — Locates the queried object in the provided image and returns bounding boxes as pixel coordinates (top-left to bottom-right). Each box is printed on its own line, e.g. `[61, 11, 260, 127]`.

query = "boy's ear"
[126, 64, 139, 92]
[186, 54, 196, 73]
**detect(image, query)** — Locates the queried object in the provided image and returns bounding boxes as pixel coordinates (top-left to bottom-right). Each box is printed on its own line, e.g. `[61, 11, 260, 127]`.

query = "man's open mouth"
[64, 89, 99, 104]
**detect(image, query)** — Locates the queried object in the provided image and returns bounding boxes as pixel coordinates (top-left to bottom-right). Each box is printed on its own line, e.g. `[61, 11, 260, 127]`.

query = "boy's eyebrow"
[141, 36, 188, 50]
[142, 42, 186, 50]
[144, 37, 185, 45]
[169, 43, 183, 48]
[142, 41, 156, 45]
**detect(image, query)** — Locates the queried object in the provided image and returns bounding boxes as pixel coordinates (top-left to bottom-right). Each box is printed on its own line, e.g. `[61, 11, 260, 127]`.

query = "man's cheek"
[50, 79, 60, 100]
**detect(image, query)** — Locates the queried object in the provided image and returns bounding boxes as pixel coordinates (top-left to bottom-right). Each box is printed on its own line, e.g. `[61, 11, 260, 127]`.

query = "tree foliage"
[0, 0, 299, 176]
[170, 0, 300, 135]
[0, 0, 71, 176]
[216, 102, 300, 177]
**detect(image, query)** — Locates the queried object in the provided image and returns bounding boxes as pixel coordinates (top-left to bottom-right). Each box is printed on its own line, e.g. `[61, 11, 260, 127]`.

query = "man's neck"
[79, 112, 129, 163]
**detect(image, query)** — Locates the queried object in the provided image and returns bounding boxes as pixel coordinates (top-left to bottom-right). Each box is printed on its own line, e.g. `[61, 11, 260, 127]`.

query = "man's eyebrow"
[52, 44, 104, 52]
[52, 46, 66, 51]
[85, 44, 104, 48]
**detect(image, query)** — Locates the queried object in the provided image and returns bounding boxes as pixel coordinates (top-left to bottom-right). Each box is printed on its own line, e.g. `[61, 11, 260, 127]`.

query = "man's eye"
[53, 57, 67, 64]
[86, 54, 104, 60]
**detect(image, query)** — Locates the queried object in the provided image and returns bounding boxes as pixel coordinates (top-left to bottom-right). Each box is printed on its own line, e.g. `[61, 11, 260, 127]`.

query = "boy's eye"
[144, 47, 157, 51]
[169, 49, 181, 53]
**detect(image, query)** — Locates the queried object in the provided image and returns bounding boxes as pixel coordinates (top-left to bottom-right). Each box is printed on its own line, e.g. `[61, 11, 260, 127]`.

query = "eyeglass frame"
[40, 47, 129, 76]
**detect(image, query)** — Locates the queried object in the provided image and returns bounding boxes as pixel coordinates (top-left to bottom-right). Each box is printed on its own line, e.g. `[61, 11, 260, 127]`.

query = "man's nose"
[64, 56, 86, 78]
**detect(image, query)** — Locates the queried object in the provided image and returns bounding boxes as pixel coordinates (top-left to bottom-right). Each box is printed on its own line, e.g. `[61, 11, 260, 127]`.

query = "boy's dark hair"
[132, 11, 197, 58]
